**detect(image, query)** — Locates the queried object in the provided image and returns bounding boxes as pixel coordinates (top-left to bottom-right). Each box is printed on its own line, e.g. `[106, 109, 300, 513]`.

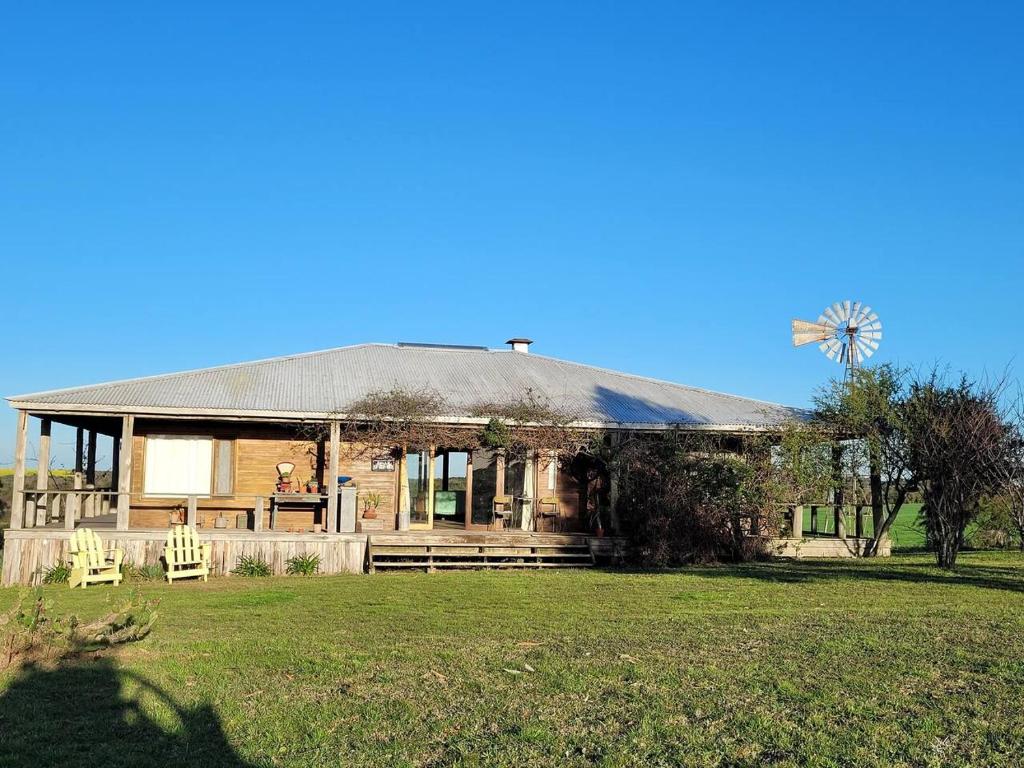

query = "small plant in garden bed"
[232, 555, 272, 577]
[122, 562, 166, 581]
[41, 562, 71, 585]
[285, 553, 322, 576]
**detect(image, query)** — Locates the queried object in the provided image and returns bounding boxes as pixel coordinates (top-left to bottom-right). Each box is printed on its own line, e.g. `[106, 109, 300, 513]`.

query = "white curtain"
[143, 436, 213, 496]
[520, 452, 535, 530]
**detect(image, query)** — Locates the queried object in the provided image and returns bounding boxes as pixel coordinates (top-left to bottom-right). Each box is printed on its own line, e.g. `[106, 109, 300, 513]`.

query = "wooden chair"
[492, 495, 513, 530]
[68, 528, 124, 589]
[537, 497, 561, 532]
[164, 524, 211, 583]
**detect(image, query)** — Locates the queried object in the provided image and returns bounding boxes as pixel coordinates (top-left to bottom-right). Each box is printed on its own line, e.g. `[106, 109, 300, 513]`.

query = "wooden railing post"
[10, 411, 28, 530]
[65, 491, 77, 530]
[790, 505, 803, 538]
[254, 496, 264, 532]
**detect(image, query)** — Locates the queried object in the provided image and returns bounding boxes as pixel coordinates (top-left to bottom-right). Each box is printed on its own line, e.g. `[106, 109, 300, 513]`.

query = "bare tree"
[903, 371, 1012, 569]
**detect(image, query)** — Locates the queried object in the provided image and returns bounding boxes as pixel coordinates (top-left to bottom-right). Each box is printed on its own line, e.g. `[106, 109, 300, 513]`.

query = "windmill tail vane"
[792, 300, 882, 374]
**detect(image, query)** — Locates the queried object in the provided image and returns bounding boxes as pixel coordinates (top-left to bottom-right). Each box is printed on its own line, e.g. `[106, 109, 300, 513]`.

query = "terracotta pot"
[363, 509, 378, 519]
[313, 523, 323, 534]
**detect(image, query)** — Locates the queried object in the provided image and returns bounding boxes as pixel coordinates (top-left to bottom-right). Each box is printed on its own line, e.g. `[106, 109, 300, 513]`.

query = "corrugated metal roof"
[7, 343, 804, 429]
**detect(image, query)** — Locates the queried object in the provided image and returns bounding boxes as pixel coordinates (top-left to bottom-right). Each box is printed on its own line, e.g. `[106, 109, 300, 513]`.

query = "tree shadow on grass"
[672, 557, 1024, 595]
[0, 657, 260, 768]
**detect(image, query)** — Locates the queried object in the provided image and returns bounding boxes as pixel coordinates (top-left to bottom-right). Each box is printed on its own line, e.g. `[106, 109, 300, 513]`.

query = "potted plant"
[169, 503, 185, 526]
[362, 491, 381, 519]
[306, 477, 320, 494]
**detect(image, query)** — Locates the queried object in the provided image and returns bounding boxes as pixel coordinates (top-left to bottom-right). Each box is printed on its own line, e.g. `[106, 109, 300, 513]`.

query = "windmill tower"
[792, 301, 882, 377]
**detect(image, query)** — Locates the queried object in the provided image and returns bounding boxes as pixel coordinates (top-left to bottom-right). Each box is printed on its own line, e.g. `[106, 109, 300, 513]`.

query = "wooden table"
[270, 493, 326, 531]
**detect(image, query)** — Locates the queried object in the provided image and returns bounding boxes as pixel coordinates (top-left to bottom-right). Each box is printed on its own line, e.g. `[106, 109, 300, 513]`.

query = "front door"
[407, 449, 434, 529]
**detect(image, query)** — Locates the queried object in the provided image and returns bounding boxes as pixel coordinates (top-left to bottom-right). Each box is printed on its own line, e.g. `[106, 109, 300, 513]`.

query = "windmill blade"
[842, 300, 853, 321]
[850, 301, 862, 325]
[823, 305, 843, 326]
[816, 313, 838, 329]
[792, 319, 834, 346]
[859, 337, 880, 351]
[852, 303, 872, 325]
[831, 302, 846, 323]
[855, 338, 874, 359]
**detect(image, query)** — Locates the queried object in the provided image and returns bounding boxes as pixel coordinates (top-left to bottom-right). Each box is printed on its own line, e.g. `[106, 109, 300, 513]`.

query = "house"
[2, 339, 881, 585]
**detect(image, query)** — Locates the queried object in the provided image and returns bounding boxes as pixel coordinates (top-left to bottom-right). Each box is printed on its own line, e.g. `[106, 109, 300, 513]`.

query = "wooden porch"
[0, 525, 618, 585]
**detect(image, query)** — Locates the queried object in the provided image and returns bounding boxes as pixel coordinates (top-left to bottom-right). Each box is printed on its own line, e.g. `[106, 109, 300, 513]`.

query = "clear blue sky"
[2, 2, 1022, 467]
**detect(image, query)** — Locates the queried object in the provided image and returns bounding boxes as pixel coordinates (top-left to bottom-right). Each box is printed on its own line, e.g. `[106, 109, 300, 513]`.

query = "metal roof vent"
[505, 337, 533, 353]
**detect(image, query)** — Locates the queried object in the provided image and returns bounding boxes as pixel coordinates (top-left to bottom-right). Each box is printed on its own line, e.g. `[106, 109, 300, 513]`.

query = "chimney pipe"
[505, 337, 533, 353]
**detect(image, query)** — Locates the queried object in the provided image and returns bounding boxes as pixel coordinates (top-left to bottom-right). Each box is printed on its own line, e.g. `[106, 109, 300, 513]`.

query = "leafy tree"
[814, 365, 913, 556]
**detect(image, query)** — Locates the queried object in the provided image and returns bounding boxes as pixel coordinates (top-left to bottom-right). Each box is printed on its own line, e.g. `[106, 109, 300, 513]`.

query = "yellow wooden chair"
[68, 527, 124, 589]
[164, 524, 211, 584]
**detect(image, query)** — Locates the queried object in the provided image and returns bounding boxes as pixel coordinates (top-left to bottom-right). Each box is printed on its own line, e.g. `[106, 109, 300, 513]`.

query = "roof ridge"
[6, 343, 385, 402]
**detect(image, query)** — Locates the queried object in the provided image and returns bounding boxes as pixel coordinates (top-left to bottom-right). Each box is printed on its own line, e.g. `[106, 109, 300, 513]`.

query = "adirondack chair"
[164, 524, 211, 583]
[68, 528, 124, 589]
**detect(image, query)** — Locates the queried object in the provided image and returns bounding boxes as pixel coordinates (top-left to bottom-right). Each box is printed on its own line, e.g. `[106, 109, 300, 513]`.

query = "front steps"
[367, 532, 596, 572]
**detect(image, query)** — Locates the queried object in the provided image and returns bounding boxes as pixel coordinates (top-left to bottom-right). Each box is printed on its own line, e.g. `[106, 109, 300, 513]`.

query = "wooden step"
[367, 538, 596, 573]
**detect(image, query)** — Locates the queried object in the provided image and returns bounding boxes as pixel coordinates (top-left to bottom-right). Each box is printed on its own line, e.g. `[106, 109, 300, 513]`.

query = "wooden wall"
[122, 419, 586, 532]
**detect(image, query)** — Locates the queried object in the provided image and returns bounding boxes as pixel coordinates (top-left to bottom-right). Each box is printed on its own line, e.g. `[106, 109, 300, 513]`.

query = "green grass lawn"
[2, 553, 1024, 767]
[803, 503, 926, 549]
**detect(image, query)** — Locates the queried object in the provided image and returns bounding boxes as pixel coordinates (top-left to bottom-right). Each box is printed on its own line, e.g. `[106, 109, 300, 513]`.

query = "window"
[143, 436, 214, 496]
[547, 454, 556, 490]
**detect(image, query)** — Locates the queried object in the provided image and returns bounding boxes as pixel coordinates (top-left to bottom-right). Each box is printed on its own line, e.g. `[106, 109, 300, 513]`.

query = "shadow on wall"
[0, 658, 259, 768]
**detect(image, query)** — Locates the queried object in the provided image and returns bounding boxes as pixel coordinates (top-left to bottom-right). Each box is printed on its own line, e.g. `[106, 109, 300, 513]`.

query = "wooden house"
[2, 339, 882, 584]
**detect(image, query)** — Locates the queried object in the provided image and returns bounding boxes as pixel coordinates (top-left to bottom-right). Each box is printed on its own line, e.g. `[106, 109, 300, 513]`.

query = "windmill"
[792, 300, 882, 376]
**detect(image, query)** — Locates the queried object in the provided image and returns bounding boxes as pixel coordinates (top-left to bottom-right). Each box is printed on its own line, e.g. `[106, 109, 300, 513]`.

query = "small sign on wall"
[371, 456, 396, 472]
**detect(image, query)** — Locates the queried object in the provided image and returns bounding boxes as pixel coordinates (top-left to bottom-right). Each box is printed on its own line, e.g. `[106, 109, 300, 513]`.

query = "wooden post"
[463, 449, 474, 530]
[326, 421, 340, 534]
[86, 430, 97, 486]
[34, 418, 51, 526]
[441, 450, 450, 491]
[111, 431, 121, 490]
[869, 460, 884, 537]
[791, 504, 803, 538]
[810, 505, 818, 534]
[496, 450, 506, 496]
[426, 446, 436, 527]
[254, 495, 264, 532]
[832, 444, 846, 539]
[116, 415, 134, 530]
[855, 504, 864, 538]
[65, 492, 76, 530]
[186, 495, 198, 527]
[71, 427, 84, 522]
[11, 411, 28, 530]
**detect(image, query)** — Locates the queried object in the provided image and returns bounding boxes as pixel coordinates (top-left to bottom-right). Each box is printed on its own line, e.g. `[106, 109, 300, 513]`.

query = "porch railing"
[19, 488, 118, 530]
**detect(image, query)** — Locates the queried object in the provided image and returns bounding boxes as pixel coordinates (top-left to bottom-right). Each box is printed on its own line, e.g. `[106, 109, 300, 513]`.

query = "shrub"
[232, 555, 271, 577]
[42, 563, 71, 585]
[285, 553, 321, 576]
[124, 562, 166, 581]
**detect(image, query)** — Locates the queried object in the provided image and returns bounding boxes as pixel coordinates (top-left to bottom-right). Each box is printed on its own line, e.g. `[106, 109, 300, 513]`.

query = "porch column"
[441, 450, 450, 491]
[116, 415, 134, 530]
[326, 420, 340, 534]
[36, 418, 51, 525]
[832, 444, 846, 539]
[70, 427, 84, 522]
[608, 433, 621, 535]
[463, 449, 474, 530]
[10, 411, 28, 530]
[790, 504, 803, 538]
[86, 430, 97, 486]
[427, 446, 436, 525]
[869, 459, 884, 537]
[111, 431, 121, 491]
